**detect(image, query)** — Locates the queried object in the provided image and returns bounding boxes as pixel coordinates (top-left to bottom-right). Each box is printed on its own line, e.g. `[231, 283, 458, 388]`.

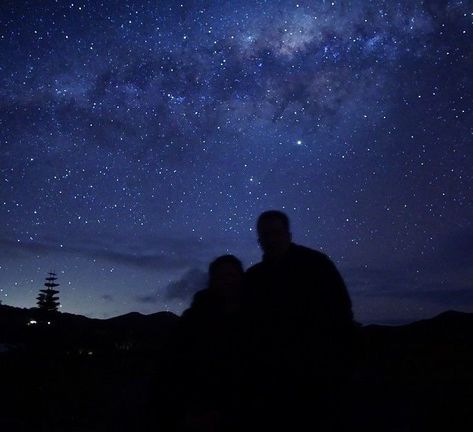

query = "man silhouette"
[242, 210, 354, 430]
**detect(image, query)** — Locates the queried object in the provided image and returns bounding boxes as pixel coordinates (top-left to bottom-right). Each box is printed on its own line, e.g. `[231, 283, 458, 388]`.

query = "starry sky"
[1, 0, 472, 324]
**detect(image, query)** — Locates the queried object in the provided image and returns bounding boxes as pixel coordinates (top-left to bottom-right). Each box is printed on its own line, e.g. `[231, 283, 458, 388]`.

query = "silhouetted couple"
[168, 210, 355, 432]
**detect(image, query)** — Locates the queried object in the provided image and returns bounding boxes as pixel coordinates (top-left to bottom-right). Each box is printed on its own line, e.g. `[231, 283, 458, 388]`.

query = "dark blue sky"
[1, 0, 472, 324]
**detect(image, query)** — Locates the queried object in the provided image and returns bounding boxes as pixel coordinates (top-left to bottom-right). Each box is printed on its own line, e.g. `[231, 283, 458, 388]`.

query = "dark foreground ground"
[1, 306, 472, 431]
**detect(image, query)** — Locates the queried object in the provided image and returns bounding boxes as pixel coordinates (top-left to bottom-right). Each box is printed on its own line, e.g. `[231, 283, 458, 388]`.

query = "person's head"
[208, 254, 244, 293]
[256, 210, 292, 260]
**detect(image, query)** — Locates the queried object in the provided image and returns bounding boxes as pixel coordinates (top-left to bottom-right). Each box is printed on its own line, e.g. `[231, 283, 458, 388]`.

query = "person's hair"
[256, 210, 290, 232]
[208, 254, 243, 279]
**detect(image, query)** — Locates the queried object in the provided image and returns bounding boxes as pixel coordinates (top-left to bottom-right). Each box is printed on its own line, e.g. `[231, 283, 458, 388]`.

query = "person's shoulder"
[244, 261, 266, 288]
[291, 243, 329, 263]
[291, 244, 341, 273]
[245, 261, 264, 275]
[189, 288, 213, 309]
[180, 288, 214, 323]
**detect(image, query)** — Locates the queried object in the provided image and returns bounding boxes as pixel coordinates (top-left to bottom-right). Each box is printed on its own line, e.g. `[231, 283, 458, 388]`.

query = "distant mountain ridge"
[0, 304, 179, 353]
[0, 303, 178, 326]
[2, 304, 473, 351]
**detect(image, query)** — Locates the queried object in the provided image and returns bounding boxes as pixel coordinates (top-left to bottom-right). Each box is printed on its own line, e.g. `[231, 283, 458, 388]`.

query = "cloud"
[101, 294, 114, 302]
[165, 268, 208, 300]
[383, 286, 473, 307]
[135, 294, 159, 304]
[0, 238, 53, 258]
[344, 262, 473, 322]
[134, 268, 207, 305]
[344, 261, 470, 297]
[0, 234, 217, 272]
[94, 249, 195, 271]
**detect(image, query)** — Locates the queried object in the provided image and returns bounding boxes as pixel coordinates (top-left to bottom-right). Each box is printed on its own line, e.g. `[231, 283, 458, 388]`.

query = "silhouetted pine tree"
[37, 272, 60, 312]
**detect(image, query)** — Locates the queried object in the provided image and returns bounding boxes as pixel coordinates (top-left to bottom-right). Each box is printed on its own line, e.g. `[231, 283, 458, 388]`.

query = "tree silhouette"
[37, 272, 60, 312]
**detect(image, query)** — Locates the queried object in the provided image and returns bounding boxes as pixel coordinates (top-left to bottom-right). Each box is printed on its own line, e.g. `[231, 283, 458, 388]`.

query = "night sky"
[1, 0, 472, 324]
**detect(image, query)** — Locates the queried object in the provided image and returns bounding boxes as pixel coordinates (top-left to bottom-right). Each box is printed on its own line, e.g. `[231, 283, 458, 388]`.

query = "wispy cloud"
[0, 234, 221, 272]
[134, 294, 160, 304]
[165, 268, 208, 301]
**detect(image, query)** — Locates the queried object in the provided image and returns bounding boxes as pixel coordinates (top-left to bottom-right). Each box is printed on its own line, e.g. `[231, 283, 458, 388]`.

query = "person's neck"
[263, 243, 292, 263]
